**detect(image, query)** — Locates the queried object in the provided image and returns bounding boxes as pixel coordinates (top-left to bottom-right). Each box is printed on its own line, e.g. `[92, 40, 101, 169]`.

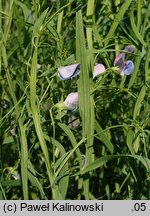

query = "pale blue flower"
[114, 45, 135, 76]
[58, 64, 80, 80]
[121, 60, 134, 76]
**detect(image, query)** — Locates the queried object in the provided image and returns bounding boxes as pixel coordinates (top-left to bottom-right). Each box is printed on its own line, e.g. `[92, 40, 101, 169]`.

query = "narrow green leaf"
[130, 6, 146, 47]
[145, 43, 150, 82]
[104, 0, 132, 46]
[63, 54, 75, 66]
[76, 9, 94, 199]
[2, 136, 14, 144]
[30, 38, 62, 199]
[52, 138, 69, 199]
[133, 85, 146, 120]
[95, 120, 114, 154]
[0, 182, 6, 200]
[79, 154, 150, 175]
[128, 51, 142, 89]
[76, 10, 90, 137]
[137, 0, 142, 31]
[58, 123, 82, 165]
[28, 160, 47, 199]
[126, 129, 135, 154]
[33, 8, 49, 37]
[2, 180, 21, 187]
[15, 0, 30, 21]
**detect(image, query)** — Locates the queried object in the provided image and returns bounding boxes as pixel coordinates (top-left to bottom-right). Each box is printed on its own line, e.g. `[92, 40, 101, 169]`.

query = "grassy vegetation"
[0, 0, 150, 200]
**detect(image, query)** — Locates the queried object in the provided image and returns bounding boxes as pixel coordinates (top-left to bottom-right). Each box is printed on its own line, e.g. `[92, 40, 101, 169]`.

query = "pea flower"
[64, 92, 78, 112]
[125, 45, 136, 53]
[114, 53, 125, 68]
[121, 60, 134, 76]
[55, 92, 78, 112]
[58, 64, 80, 80]
[114, 45, 135, 76]
[93, 64, 106, 78]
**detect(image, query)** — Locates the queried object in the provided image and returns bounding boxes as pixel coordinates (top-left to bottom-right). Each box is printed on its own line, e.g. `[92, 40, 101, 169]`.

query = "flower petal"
[58, 64, 80, 80]
[121, 60, 134, 75]
[114, 53, 125, 68]
[37, 64, 41, 70]
[125, 45, 136, 53]
[64, 92, 78, 111]
[93, 64, 106, 78]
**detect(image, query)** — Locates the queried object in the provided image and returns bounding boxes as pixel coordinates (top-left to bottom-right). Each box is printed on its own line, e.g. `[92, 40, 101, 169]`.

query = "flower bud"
[125, 45, 136, 53]
[64, 92, 78, 111]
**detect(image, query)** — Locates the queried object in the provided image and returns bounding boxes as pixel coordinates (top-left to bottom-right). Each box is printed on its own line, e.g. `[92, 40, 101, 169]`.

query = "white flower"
[93, 64, 106, 78]
[64, 92, 78, 111]
[37, 64, 41, 70]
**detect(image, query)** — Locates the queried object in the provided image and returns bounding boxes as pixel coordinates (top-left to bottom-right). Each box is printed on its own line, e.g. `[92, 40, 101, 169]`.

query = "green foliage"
[0, 0, 150, 200]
